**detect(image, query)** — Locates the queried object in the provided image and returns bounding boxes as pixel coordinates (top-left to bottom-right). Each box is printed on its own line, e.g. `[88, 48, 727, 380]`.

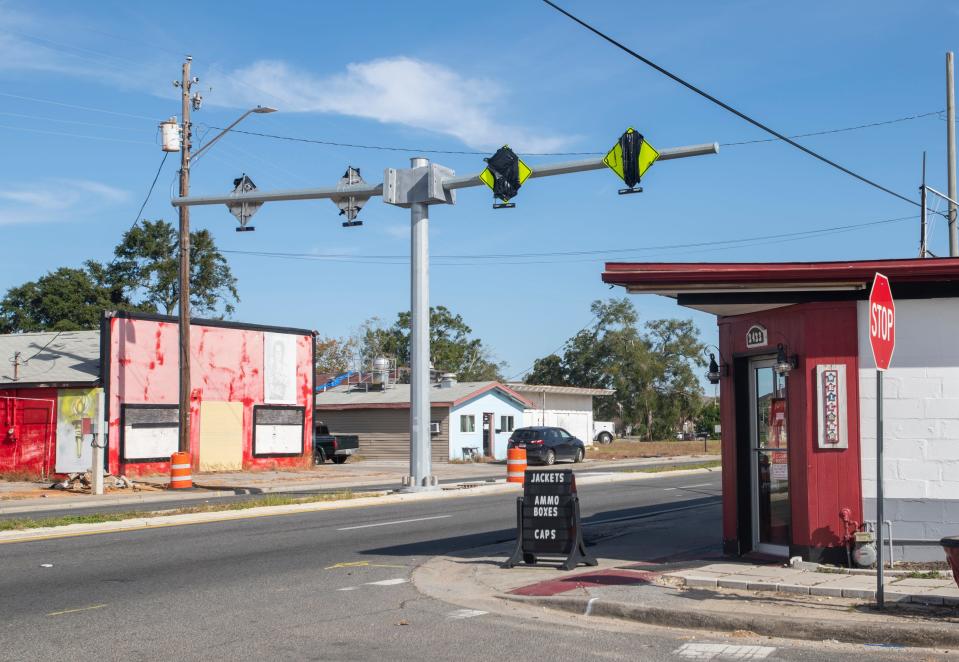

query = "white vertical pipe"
[948, 52, 957, 256]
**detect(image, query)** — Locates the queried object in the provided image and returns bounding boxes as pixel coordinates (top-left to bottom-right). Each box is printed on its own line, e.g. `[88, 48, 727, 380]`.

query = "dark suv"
[507, 426, 585, 465]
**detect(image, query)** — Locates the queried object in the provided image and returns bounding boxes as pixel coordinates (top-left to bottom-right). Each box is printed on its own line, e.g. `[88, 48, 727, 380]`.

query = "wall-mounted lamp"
[704, 345, 727, 385]
[775, 343, 799, 377]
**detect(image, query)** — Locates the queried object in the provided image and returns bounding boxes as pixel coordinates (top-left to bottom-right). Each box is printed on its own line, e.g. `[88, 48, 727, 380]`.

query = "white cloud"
[0, 7, 571, 153]
[0, 179, 129, 226]
[208, 57, 572, 153]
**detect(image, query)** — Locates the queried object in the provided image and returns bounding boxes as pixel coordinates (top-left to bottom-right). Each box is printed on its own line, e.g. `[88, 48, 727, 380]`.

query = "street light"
[192, 106, 278, 164]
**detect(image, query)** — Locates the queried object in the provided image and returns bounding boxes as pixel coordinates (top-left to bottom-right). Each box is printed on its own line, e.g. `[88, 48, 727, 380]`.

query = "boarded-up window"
[122, 405, 178, 462]
[254, 406, 304, 456]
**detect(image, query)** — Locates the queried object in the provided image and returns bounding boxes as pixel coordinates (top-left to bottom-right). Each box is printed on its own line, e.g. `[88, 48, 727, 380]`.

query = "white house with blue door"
[314, 376, 533, 462]
[446, 380, 532, 461]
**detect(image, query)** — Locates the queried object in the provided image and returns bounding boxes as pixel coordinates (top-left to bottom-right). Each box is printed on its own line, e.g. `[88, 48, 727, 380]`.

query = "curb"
[500, 593, 959, 648]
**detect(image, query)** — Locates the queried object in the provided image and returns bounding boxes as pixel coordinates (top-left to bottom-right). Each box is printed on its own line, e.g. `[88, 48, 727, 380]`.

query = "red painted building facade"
[604, 258, 959, 563]
[104, 312, 315, 477]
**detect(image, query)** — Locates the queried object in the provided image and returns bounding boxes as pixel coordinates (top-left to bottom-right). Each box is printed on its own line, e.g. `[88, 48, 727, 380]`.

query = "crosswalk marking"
[673, 643, 776, 660]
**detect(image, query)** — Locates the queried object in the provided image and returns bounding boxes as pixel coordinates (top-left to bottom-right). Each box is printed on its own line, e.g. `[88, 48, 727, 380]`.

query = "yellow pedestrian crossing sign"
[480, 145, 532, 208]
[604, 128, 659, 193]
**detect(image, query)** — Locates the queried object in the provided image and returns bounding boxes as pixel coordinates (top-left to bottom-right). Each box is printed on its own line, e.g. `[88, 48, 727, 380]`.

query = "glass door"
[748, 357, 791, 556]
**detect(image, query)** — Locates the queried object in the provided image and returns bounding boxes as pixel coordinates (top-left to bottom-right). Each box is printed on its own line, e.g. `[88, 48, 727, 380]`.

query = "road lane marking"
[662, 487, 678, 491]
[337, 515, 451, 531]
[680, 483, 714, 489]
[447, 609, 487, 620]
[672, 643, 775, 660]
[365, 578, 409, 586]
[337, 586, 360, 591]
[47, 604, 107, 617]
[325, 561, 406, 570]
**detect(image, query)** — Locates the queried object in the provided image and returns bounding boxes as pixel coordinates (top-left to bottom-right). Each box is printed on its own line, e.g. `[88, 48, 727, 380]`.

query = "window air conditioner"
[430, 421, 441, 435]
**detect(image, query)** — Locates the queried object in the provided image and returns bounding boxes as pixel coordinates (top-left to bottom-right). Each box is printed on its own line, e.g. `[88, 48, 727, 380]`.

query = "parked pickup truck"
[313, 423, 360, 464]
[593, 421, 615, 444]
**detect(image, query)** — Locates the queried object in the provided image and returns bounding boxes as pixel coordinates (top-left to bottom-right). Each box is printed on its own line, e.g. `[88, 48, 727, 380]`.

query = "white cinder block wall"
[857, 298, 959, 561]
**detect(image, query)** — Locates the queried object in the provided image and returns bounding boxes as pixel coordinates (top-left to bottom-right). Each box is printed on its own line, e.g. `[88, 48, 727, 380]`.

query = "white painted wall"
[520, 391, 595, 444]
[449, 390, 526, 461]
[857, 298, 959, 502]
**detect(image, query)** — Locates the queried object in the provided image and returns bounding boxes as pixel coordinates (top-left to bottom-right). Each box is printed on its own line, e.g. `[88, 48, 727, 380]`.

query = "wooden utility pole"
[178, 56, 193, 454]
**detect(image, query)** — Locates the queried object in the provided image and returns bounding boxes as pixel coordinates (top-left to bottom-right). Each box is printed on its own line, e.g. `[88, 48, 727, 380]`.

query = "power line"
[506, 316, 597, 381]
[20, 332, 63, 364]
[124, 152, 170, 236]
[541, 0, 921, 208]
[207, 126, 602, 157]
[722, 110, 944, 146]
[1, 90, 940, 158]
[212, 107, 942, 157]
[221, 213, 916, 264]
[0, 123, 154, 146]
[0, 92, 157, 121]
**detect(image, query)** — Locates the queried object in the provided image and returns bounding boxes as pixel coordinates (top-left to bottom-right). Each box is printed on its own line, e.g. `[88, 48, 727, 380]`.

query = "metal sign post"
[868, 272, 895, 608]
[171, 141, 719, 491]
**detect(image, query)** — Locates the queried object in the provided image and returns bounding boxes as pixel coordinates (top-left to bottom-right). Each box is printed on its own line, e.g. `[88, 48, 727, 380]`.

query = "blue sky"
[2, 1, 958, 379]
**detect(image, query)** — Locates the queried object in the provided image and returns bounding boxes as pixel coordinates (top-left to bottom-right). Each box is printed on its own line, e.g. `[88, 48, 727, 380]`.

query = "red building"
[0, 312, 315, 479]
[604, 258, 959, 563]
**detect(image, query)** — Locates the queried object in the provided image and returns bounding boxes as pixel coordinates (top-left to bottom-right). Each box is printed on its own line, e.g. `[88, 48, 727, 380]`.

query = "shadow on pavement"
[358, 496, 722, 565]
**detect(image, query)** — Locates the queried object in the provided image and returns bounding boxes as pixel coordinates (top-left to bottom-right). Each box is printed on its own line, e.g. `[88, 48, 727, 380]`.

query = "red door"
[0, 390, 56, 478]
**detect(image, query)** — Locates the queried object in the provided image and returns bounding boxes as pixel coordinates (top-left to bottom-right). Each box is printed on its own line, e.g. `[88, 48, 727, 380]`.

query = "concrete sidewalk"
[413, 511, 959, 649]
[0, 455, 716, 515]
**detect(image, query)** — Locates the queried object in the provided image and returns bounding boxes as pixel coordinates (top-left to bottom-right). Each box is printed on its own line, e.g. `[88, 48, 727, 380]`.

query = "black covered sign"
[506, 469, 597, 571]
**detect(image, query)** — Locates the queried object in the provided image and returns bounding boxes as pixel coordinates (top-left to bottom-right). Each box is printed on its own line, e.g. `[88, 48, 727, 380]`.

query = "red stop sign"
[868, 272, 895, 371]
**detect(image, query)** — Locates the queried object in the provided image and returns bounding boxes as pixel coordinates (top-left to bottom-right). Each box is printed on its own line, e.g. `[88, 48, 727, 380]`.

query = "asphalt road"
[0, 472, 938, 661]
[0, 457, 714, 521]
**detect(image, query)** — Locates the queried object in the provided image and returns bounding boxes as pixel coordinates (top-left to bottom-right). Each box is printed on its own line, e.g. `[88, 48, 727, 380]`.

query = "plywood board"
[199, 401, 244, 471]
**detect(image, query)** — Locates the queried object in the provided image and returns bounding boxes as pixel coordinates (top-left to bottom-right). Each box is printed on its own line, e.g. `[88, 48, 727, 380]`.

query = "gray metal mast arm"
[169, 142, 718, 208]
[443, 142, 720, 190]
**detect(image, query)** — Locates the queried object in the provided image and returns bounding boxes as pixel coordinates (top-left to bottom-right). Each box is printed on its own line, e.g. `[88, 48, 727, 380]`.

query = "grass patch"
[626, 460, 721, 474]
[588, 440, 720, 461]
[0, 490, 376, 532]
[903, 570, 947, 580]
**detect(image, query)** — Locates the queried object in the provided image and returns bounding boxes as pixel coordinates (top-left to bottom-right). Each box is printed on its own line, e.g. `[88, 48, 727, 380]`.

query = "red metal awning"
[602, 257, 959, 315]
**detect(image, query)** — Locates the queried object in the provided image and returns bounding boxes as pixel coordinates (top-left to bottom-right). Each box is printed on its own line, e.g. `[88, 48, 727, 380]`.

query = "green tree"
[314, 335, 356, 375]
[525, 354, 566, 385]
[357, 306, 504, 382]
[524, 298, 705, 440]
[108, 219, 238, 317]
[696, 398, 721, 437]
[0, 266, 132, 332]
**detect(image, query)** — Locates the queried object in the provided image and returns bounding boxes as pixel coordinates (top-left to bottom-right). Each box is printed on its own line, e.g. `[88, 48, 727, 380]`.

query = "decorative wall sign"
[505, 469, 597, 571]
[264, 332, 298, 405]
[55, 388, 101, 474]
[746, 324, 768, 349]
[816, 364, 848, 449]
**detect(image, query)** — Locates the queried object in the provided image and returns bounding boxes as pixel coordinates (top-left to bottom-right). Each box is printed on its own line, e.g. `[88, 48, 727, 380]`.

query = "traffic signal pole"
[171, 141, 718, 490]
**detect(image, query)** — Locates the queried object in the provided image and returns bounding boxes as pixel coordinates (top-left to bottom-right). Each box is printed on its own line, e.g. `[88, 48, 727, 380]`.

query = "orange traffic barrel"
[169, 451, 193, 489]
[507, 447, 526, 484]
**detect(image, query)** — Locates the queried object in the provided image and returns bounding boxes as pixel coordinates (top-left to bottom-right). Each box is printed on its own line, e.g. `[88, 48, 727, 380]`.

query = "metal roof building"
[0, 331, 100, 387]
